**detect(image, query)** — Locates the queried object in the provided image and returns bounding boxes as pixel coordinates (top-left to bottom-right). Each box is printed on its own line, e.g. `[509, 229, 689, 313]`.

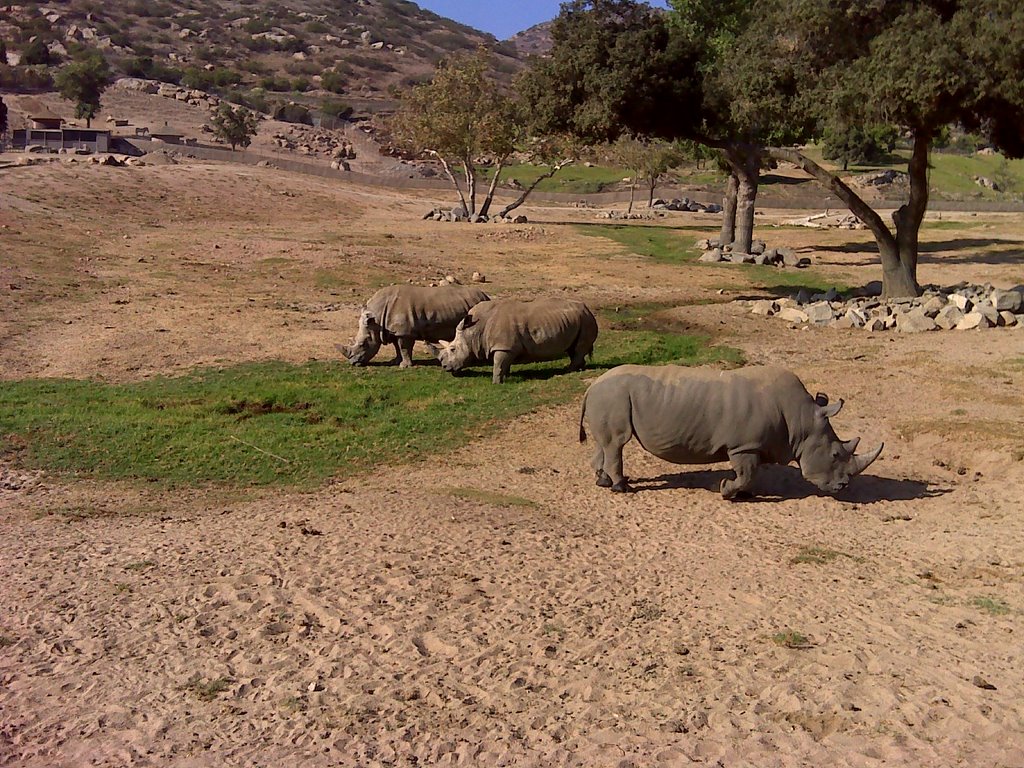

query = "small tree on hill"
[390, 48, 520, 218]
[21, 39, 52, 66]
[54, 51, 110, 128]
[211, 103, 260, 150]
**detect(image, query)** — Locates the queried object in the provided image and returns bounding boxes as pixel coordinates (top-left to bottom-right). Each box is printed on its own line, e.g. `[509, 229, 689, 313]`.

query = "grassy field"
[0, 328, 739, 489]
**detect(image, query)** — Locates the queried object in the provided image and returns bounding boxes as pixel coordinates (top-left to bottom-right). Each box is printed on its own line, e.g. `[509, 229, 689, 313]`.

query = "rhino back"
[480, 299, 593, 360]
[589, 365, 801, 464]
[372, 285, 489, 341]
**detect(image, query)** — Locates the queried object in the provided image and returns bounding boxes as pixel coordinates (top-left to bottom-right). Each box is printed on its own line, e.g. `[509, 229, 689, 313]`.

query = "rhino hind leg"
[387, 340, 403, 366]
[721, 450, 760, 500]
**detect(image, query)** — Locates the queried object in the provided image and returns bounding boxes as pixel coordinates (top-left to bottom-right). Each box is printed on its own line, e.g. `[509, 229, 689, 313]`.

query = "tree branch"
[498, 158, 574, 218]
[429, 150, 469, 215]
[765, 146, 897, 252]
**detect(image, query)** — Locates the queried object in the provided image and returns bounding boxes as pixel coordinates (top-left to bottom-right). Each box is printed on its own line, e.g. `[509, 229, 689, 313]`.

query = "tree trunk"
[733, 165, 758, 255]
[498, 159, 573, 218]
[720, 171, 738, 247]
[765, 143, 925, 298]
[432, 152, 470, 216]
[463, 160, 477, 217]
[627, 179, 636, 214]
[647, 175, 657, 208]
[478, 157, 506, 218]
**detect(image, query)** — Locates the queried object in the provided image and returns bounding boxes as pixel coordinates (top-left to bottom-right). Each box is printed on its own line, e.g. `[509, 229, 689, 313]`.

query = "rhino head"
[798, 396, 884, 494]
[339, 308, 382, 366]
[431, 316, 478, 374]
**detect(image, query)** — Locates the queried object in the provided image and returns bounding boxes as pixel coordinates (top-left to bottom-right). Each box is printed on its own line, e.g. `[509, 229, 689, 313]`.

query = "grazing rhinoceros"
[432, 298, 599, 383]
[579, 364, 883, 499]
[339, 284, 490, 368]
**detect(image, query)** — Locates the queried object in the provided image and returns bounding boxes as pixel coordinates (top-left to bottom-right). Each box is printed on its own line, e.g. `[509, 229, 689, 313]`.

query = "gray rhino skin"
[340, 284, 490, 368]
[579, 364, 883, 499]
[435, 298, 599, 383]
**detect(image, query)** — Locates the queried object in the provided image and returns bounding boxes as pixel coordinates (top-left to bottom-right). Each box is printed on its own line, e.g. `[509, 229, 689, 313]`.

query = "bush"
[260, 74, 292, 91]
[182, 66, 241, 91]
[21, 38, 52, 66]
[321, 68, 346, 93]
[292, 76, 311, 92]
[0, 64, 53, 91]
[124, 55, 182, 83]
[321, 98, 353, 120]
[272, 101, 312, 125]
[228, 88, 271, 114]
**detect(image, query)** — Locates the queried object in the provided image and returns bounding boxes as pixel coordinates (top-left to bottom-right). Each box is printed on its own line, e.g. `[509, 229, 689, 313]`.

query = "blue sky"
[415, 1, 670, 40]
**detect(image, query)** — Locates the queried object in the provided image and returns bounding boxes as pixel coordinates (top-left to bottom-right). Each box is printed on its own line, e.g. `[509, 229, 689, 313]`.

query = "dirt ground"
[1, 157, 1023, 767]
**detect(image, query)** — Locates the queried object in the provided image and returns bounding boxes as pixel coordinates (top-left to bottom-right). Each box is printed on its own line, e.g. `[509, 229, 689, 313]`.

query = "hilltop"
[0, 0, 524, 105]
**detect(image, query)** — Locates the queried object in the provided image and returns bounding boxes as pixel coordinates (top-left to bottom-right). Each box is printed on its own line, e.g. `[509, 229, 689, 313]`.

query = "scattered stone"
[698, 249, 723, 263]
[949, 294, 972, 311]
[777, 307, 809, 324]
[972, 675, 997, 691]
[471, 271, 486, 283]
[895, 309, 937, 333]
[957, 312, 992, 330]
[751, 300, 778, 316]
[998, 310, 1018, 327]
[990, 289, 1022, 313]
[864, 317, 887, 332]
[921, 295, 946, 317]
[934, 305, 965, 330]
[805, 302, 835, 324]
[750, 240, 766, 255]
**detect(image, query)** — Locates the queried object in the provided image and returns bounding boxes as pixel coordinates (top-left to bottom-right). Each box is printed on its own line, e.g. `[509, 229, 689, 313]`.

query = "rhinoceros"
[579, 364, 883, 499]
[432, 298, 599, 383]
[339, 284, 490, 368]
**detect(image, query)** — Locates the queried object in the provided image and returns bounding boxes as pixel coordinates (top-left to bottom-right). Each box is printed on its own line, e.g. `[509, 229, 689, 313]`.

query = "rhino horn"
[337, 343, 352, 358]
[849, 442, 884, 476]
[425, 342, 444, 358]
[842, 436, 860, 455]
[818, 398, 843, 419]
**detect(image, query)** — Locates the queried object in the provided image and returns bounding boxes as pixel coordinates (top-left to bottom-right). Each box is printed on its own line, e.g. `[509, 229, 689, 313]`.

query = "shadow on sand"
[631, 464, 950, 504]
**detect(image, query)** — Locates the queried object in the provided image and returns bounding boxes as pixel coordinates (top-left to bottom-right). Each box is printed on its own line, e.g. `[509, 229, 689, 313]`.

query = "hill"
[0, 0, 524, 105]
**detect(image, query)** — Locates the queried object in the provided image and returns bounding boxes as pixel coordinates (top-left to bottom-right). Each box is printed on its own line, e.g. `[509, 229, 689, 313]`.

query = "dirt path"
[2, 160, 1023, 766]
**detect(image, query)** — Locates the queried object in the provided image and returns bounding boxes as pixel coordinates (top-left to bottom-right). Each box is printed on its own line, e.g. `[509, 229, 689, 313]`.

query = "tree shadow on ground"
[760, 173, 814, 187]
[448, 362, 611, 382]
[813, 238, 1024, 266]
[630, 464, 950, 504]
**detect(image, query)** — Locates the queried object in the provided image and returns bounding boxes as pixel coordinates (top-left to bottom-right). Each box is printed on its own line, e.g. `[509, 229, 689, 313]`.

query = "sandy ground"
[1, 157, 1024, 767]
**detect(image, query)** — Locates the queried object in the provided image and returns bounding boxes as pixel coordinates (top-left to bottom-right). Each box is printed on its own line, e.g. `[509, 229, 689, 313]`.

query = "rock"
[864, 317, 887, 332]
[763, 248, 778, 263]
[921, 295, 946, 318]
[990, 289, 1022, 313]
[471, 272, 486, 283]
[823, 287, 840, 302]
[698, 249, 723, 263]
[843, 307, 867, 328]
[976, 304, 1000, 325]
[795, 257, 812, 268]
[729, 252, 755, 264]
[778, 307, 809, 324]
[512, 215, 528, 224]
[750, 300, 778, 316]
[956, 312, 992, 330]
[832, 315, 856, 329]
[860, 281, 883, 297]
[949, 294, 973, 311]
[704, 203, 723, 213]
[971, 675, 997, 691]
[750, 240, 766, 255]
[696, 238, 712, 250]
[998, 310, 1018, 327]
[444, 274, 460, 285]
[805, 302, 835, 324]
[752, 254, 768, 266]
[794, 289, 811, 305]
[895, 309, 937, 333]
[934, 305, 965, 330]
[781, 249, 801, 267]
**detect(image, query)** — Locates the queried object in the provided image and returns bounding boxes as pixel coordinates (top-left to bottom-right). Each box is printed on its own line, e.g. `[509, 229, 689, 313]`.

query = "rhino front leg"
[387, 340, 403, 366]
[721, 450, 760, 500]
[568, 346, 588, 372]
[396, 337, 415, 369]
[492, 350, 513, 384]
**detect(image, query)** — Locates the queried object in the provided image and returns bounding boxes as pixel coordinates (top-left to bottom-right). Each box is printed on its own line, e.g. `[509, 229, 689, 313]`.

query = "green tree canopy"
[21, 38, 52, 66]
[729, 0, 1024, 296]
[210, 103, 260, 150]
[390, 47, 522, 218]
[54, 51, 111, 128]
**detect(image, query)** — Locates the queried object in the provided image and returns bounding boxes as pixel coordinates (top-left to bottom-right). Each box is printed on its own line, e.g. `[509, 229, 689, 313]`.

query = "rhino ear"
[359, 308, 378, 329]
[814, 392, 829, 407]
[842, 436, 860, 455]
[818, 398, 843, 419]
[433, 339, 450, 351]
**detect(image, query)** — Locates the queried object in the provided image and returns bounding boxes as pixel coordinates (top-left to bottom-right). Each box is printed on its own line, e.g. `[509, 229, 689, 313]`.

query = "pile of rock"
[422, 208, 528, 224]
[652, 197, 724, 213]
[270, 128, 357, 160]
[744, 282, 1024, 332]
[697, 239, 811, 268]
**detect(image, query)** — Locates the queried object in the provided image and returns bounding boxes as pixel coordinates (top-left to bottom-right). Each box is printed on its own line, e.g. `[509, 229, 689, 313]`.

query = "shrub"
[320, 98, 353, 120]
[0, 64, 53, 91]
[21, 38, 52, 66]
[321, 68, 346, 93]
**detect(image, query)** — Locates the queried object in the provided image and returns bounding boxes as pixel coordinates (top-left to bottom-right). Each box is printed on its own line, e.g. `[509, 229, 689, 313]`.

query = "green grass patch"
[492, 163, 628, 195]
[972, 596, 1011, 616]
[771, 631, 813, 649]
[183, 676, 232, 701]
[0, 329, 739, 489]
[442, 487, 537, 508]
[574, 224, 697, 264]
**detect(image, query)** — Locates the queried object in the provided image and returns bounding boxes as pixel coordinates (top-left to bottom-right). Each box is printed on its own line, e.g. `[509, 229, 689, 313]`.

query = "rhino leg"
[568, 346, 588, 372]
[387, 340, 403, 366]
[396, 338, 414, 369]
[721, 451, 760, 500]
[492, 350, 514, 384]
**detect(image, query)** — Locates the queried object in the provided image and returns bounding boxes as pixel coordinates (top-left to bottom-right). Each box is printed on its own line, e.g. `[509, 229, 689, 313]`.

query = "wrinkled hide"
[579, 365, 882, 498]
[435, 298, 599, 384]
[341, 285, 490, 367]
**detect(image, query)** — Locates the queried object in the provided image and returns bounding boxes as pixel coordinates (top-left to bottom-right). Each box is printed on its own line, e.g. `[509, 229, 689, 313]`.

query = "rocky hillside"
[0, 0, 524, 106]
[506, 21, 553, 58]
